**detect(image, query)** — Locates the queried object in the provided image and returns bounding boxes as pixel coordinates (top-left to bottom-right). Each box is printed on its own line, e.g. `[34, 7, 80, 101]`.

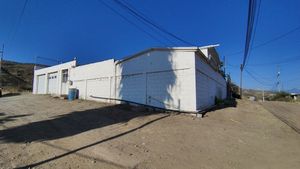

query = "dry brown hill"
[0, 60, 36, 91]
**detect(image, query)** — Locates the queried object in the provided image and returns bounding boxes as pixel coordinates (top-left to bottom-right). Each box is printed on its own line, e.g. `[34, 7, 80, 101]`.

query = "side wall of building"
[69, 59, 115, 102]
[33, 49, 226, 112]
[33, 61, 76, 95]
[195, 53, 227, 111]
[115, 50, 197, 112]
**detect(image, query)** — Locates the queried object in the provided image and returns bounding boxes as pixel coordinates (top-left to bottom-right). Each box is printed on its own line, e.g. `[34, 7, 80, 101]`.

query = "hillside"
[0, 60, 36, 91]
[243, 88, 276, 101]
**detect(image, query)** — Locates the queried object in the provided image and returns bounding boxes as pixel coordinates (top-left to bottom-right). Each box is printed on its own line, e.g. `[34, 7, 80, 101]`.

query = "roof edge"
[116, 45, 220, 64]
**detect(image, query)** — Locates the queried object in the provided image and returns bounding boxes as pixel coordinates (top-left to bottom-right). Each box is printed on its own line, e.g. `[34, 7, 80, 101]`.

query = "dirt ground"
[1, 94, 300, 169]
[261, 101, 300, 134]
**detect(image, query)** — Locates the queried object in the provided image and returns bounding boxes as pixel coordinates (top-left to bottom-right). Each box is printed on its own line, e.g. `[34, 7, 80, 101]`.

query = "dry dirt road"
[1, 94, 300, 169]
[261, 101, 300, 134]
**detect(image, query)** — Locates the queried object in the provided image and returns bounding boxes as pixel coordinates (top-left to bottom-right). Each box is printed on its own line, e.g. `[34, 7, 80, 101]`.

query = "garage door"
[37, 74, 45, 94]
[147, 71, 178, 109]
[86, 77, 111, 101]
[116, 74, 146, 104]
[48, 72, 58, 94]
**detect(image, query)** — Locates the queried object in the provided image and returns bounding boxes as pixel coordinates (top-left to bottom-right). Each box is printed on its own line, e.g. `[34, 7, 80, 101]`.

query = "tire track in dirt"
[261, 102, 300, 134]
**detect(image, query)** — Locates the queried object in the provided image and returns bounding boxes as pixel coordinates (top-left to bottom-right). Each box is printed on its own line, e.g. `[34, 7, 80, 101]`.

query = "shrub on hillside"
[270, 92, 292, 102]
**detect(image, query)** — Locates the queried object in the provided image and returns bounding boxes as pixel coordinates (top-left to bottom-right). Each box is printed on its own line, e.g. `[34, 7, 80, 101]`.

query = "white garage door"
[37, 74, 46, 94]
[116, 74, 146, 104]
[86, 77, 111, 101]
[147, 71, 178, 110]
[48, 72, 58, 94]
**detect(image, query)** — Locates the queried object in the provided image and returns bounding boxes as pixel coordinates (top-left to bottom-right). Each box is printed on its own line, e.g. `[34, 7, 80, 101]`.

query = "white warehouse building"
[33, 46, 227, 112]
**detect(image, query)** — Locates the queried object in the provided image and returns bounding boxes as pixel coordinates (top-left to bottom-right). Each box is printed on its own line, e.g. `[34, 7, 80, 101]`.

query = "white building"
[33, 46, 227, 112]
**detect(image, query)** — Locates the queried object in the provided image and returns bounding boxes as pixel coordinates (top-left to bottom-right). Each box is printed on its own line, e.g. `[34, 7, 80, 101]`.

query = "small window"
[62, 69, 68, 82]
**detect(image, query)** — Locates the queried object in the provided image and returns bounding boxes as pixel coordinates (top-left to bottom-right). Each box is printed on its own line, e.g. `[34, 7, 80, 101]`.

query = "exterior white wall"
[69, 59, 115, 102]
[33, 60, 76, 95]
[195, 53, 226, 111]
[116, 50, 197, 112]
[33, 47, 227, 112]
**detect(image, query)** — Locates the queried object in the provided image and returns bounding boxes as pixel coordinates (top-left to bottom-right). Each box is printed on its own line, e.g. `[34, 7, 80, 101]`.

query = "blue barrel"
[68, 88, 78, 101]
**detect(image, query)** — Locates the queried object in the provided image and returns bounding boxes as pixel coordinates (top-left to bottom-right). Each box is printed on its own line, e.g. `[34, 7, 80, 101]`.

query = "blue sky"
[0, 0, 299, 90]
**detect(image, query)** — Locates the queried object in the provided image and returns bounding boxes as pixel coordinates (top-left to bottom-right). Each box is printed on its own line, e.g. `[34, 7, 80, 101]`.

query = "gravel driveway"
[1, 94, 300, 169]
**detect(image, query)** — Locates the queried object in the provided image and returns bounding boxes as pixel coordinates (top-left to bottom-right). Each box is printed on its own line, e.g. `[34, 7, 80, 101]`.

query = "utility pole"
[276, 65, 281, 92]
[240, 64, 243, 98]
[223, 56, 226, 74]
[0, 44, 4, 88]
[262, 89, 265, 102]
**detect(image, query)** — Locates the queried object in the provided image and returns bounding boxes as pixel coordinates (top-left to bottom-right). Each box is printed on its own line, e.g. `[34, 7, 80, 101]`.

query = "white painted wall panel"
[33, 48, 225, 112]
[116, 50, 196, 111]
[116, 50, 194, 75]
[37, 74, 46, 94]
[86, 77, 111, 102]
[72, 80, 86, 99]
[70, 59, 114, 81]
[195, 54, 227, 110]
[33, 60, 76, 95]
[47, 72, 58, 94]
[147, 69, 195, 111]
[61, 82, 68, 95]
[116, 73, 146, 104]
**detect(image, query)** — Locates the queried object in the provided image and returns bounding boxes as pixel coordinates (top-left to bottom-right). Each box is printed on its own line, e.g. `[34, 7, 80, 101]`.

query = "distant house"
[33, 45, 227, 112]
[290, 93, 299, 100]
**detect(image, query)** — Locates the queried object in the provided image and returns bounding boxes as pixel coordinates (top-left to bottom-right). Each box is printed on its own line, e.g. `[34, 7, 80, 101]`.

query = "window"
[62, 69, 68, 83]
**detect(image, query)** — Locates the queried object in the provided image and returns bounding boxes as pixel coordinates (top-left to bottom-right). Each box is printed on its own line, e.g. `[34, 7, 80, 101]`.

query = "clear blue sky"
[0, 0, 299, 90]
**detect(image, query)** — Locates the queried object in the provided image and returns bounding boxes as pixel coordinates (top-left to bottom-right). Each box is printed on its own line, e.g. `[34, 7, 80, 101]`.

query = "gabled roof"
[116, 44, 220, 64]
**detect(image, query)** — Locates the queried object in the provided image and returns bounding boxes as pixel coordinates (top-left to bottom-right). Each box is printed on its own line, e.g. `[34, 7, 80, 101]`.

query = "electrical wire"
[97, 0, 168, 46]
[227, 25, 300, 57]
[112, 0, 195, 46]
[245, 68, 274, 86]
[246, 67, 275, 81]
[242, 0, 258, 70]
[248, 54, 300, 66]
[245, 0, 262, 67]
[116, 0, 177, 46]
[7, 0, 30, 48]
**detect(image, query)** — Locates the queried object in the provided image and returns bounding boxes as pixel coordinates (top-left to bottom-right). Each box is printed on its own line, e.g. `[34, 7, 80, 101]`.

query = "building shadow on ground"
[0, 93, 21, 98]
[0, 113, 33, 125]
[0, 103, 170, 169]
[201, 98, 237, 117]
[0, 104, 166, 143]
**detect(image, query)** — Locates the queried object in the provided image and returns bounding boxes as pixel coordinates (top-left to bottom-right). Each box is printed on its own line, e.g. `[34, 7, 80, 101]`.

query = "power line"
[112, 0, 195, 46]
[248, 54, 300, 66]
[240, 0, 260, 98]
[246, 67, 275, 81]
[7, 0, 30, 47]
[36, 56, 61, 65]
[245, 68, 274, 87]
[116, 0, 177, 45]
[245, 0, 262, 66]
[97, 0, 168, 46]
[242, 0, 259, 70]
[227, 25, 300, 57]
[228, 53, 300, 67]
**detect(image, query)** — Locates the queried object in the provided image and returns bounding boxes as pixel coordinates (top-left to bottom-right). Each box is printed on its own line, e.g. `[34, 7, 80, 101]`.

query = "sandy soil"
[261, 101, 300, 134]
[0, 94, 300, 169]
